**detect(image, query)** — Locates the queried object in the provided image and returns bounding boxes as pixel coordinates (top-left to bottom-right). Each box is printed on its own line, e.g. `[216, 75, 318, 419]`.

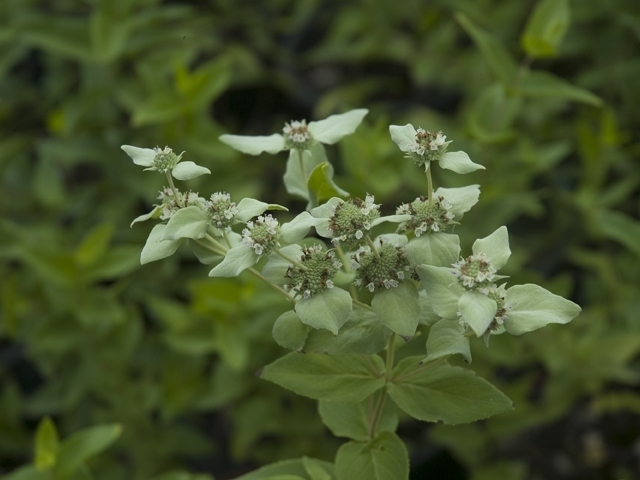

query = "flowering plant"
[122, 110, 580, 480]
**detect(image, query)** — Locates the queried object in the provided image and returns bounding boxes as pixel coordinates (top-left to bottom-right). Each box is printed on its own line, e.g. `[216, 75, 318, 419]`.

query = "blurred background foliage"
[0, 0, 639, 479]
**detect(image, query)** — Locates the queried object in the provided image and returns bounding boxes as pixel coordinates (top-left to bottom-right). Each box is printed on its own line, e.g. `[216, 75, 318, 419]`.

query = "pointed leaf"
[260, 353, 386, 402]
[335, 432, 409, 480]
[371, 282, 420, 339]
[171, 161, 211, 180]
[513, 71, 603, 107]
[162, 206, 209, 240]
[388, 124, 417, 153]
[218, 133, 285, 155]
[208, 245, 258, 277]
[425, 318, 471, 363]
[416, 265, 464, 319]
[319, 398, 398, 442]
[295, 288, 352, 334]
[283, 146, 325, 200]
[55, 424, 122, 477]
[472, 226, 511, 269]
[405, 233, 460, 268]
[130, 206, 161, 227]
[121, 145, 155, 167]
[436, 185, 481, 220]
[439, 151, 485, 174]
[521, 0, 571, 58]
[458, 291, 497, 337]
[35, 417, 59, 470]
[504, 284, 581, 335]
[281, 212, 318, 244]
[388, 359, 513, 424]
[308, 109, 368, 144]
[140, 224, 182, 264]
[272, 310, 309, 351]
[308, 162, 349, 205]
[236, 198, 288, 223]
[302, 457, 333, 480]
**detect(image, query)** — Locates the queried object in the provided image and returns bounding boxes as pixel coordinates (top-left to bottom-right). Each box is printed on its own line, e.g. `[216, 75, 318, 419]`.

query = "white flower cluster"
[329, 194, 379, 246]
[451, 252, 497, 289]
[157, 187, 201, 221]
[409, 129, 447, 157]
[241, 214, 280, 255]
[204, 192, 239, 228]
[283, 120, 312, 147]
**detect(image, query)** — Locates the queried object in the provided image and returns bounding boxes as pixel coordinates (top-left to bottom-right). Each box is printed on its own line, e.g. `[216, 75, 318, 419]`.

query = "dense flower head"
[204, 192, 238, 229]
[283, 245, 342, 299]
[460, 285, 512, 333]
[328, 195, 380, 250]
[400, 128, 448, 168]
[396, 195, 456, 236]
[353, 241, 410, 293]
[152, 146, 183, 173]
[157, 187, 201, 221]
[452, 252, 497, 289]
[242, 214, 281, 256]
[283, 120, 313, 151]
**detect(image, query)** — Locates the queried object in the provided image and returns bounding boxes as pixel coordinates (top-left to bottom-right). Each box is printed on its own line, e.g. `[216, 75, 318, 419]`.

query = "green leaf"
[415, 265, 464, 319]
[283, 145, 326, 200]
[308, 162, 349, 206]
[472, 226, 511, 270]
[504, 284, 581, 335]
[425, 318, 471, 364]
[521, 0, 571, 58]
[208, 245, 258, 277]
[140, 224, 182, 265]
[458, 291, 497, 337]
[162, 206, 210, 241]
[439, 151, 485, 174]
[308, 109, 368, 145]
[295, 288, 352, 335]
[405, 233, 460, 268]
[455, 13, 518, 84]
[302, 457, 333, 480]
[468, 83, 522, 143]
[34, 417, 59, 470]
[388, 359, 512, 424]
[280, 212, 319, 244]
[54, 424, 122, 477]
[75, 222, 114, 266]
[593, 209, 640, 257]
[232, 459, 330, 480]
[19, 17, 92, 61]
[218, 133, 285, 155]
[318, 397, 398, 442]
[90, 8, 132, 62]
[187, 239, 224, 265]
[272, 310, 309, 351]
[371, 282, 419, 340]
[513, 71, 603, 107]
[260, 353, 386, 402]
[304, 309, 392, 355]
[2, 466, 52, 480]
[334, 432, 409, 480]
[236, 198, 288, 223]
[172, 161, 211, 181]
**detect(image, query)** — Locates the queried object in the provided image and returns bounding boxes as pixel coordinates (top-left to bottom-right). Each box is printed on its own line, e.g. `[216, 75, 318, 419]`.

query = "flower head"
[284, 245, 342, 298]
[204, 192, 239, 229]
[241, 214, 281, 256]
[353, 241, 411, 293]
[121, 144, 211, 180]
[157, 187, 202, 221]
[396, 195, 456, 236]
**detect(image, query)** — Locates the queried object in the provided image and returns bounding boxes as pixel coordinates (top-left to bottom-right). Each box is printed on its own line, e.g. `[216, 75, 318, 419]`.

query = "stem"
[336, 245, 360, 302]
[165, 172, 183, 207]
[365, 235, 380, 259]
[193, 238, 226, 256]
[352, 298, 374, 312]
[367, 334, 396, 439]
[275, 248, 307, 270]
[392, 356, 447, 383]
[361, 355, 384, 379]
[426, 166, 433, 205]
[221, 230, 233, 249]
[247, 267, 295, 302]
[204, 233, 228, 253]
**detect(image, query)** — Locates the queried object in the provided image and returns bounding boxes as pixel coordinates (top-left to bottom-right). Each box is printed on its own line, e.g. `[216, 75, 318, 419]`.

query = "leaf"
[504, 284, 581, 335]
[308, 162, 349, 206]
[593, 209, 640, 257]
[19, 17, 92, 61]
[425, 318, 471, 364]
[371, 282, 420, 340]
[140, 224, 182, 265]
[90, 8, 132, 62]
[472, 226, 511, 270]
[388, 359, 513, 424]
[304, 309, 391, 355]
[1, 466, 52, 480]
[54, 424, 122, 477]
[272, 310, 309, 351]
[415, 265, 464, 319]
[308, 109, 368, 145]
[161, 206, 210, 241]
[218, 133, 285, 155]
[513, 71, 603, 107]
[302, 457, 333, 480]
[236, 198, 288, 223]
[187, 239, 224, 265]
[260, 353, 386, 402]
[318, 397, 398, 442]
[171, 161, 211, 180]
[334, 432, 409, 480]
[295, 288, 352, 335]
[439, 151, 485, 174]
[405, 233, 460, 268]
[458, 291, 497, 337]
[388, 124, 416, 153]
[468, 83, 522, 143]
[232, 459, 330, 480]
[283, 145, 326, 200]
[280, 212, 319, 244]
[208, 245, 258, 277]
[455, 13, 518, 84]
[34, 417, 59, 470]
[435, 185, 481, 220]
[75, 222, 114, 266]
[521, 0, 571, 58]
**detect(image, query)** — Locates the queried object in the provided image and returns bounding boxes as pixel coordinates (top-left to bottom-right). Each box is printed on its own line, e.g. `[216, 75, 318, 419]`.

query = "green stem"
[365, 235, 380, 259]
[275, 248, 307, 270]
[336, 245, 360, 302]
[367, 334, 396, 440]
[426, 166, 433, 205]
[247, 267, 295, 302]
[166, 172, 183, 207]
[352, 298, 374, 312]
[221, 230, 233, 249]
[204, 233, 228, 253]
[193, 238, 226, 256]
[361, 355, 384, 379]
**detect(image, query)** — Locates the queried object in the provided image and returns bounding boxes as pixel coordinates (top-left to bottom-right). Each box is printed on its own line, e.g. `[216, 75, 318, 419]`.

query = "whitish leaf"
[436, 185, 481, 220]
[162, 206, 209, 240]
[121, 145, 155, 167]
[405, 233, 460, 268]
[388, 359, 512, 424]
[504, 284, 581, 335]
[140, 224, 182, 265]
[388, 124, 417, 152]
[283, 146, 325, 200]
[335, 432, 409, 480]
[171, 161, 211, 180]
[472, 226, 511, 270]
[425, 318, 471, 363]
[458, 291, 497, 337]
[308, 109, 368, 145]
[295, 288, 352, 335]
[236, 198, 288, 223]
[416, 265, 464, 319]
[272, 310, 309, 351]
[218, 133, 285, 155]
[260, 353, 386, 402]
[371, 282, 420, 340]
[439, 151, 485, 174]
[208, 245, 258, 277]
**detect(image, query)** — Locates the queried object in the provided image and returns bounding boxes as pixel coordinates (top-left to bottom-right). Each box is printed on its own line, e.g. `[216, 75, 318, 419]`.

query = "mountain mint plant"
[121, 111, 581, 480]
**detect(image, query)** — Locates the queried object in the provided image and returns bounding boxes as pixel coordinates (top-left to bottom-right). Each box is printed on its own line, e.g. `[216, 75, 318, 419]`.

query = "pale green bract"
[121, 145, 211, 180]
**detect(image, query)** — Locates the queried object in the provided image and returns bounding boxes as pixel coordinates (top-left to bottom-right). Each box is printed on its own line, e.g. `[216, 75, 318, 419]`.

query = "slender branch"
[336, 245, 360, 302]
[385, 333, 396, 382]
[426, 166, 433, 205]
[275, 248, 307, 270]
[352, 298, 374, 312]
[193, 238, 226, 256]
[367, 334, 396, 440]
[222, 230, 233, 249]
[247, 267, 295, 302]
[365, 235, 380, 259]
[204, 233, 228, 253]
[166, 172, 183, 207]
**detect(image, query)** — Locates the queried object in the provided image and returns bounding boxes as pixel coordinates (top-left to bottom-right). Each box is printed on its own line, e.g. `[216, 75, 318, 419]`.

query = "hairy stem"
[426, 166, 433, 205]
[336, 245, 360, 302]
[367, 334, 396, 439]
[275, 248, 307, 270]
[166, 172, 183, 207]
[352, 298, 374, 312]
[365, 235, 380, 259]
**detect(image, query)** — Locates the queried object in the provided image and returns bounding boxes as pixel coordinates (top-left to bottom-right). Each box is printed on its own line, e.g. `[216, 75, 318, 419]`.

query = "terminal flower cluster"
[242, 215, 281, 256]
[396, 195, 456, 236]
[284, 245, 342, 298]
[353, 241, 411, 293]
[204, 192, 239, 229]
